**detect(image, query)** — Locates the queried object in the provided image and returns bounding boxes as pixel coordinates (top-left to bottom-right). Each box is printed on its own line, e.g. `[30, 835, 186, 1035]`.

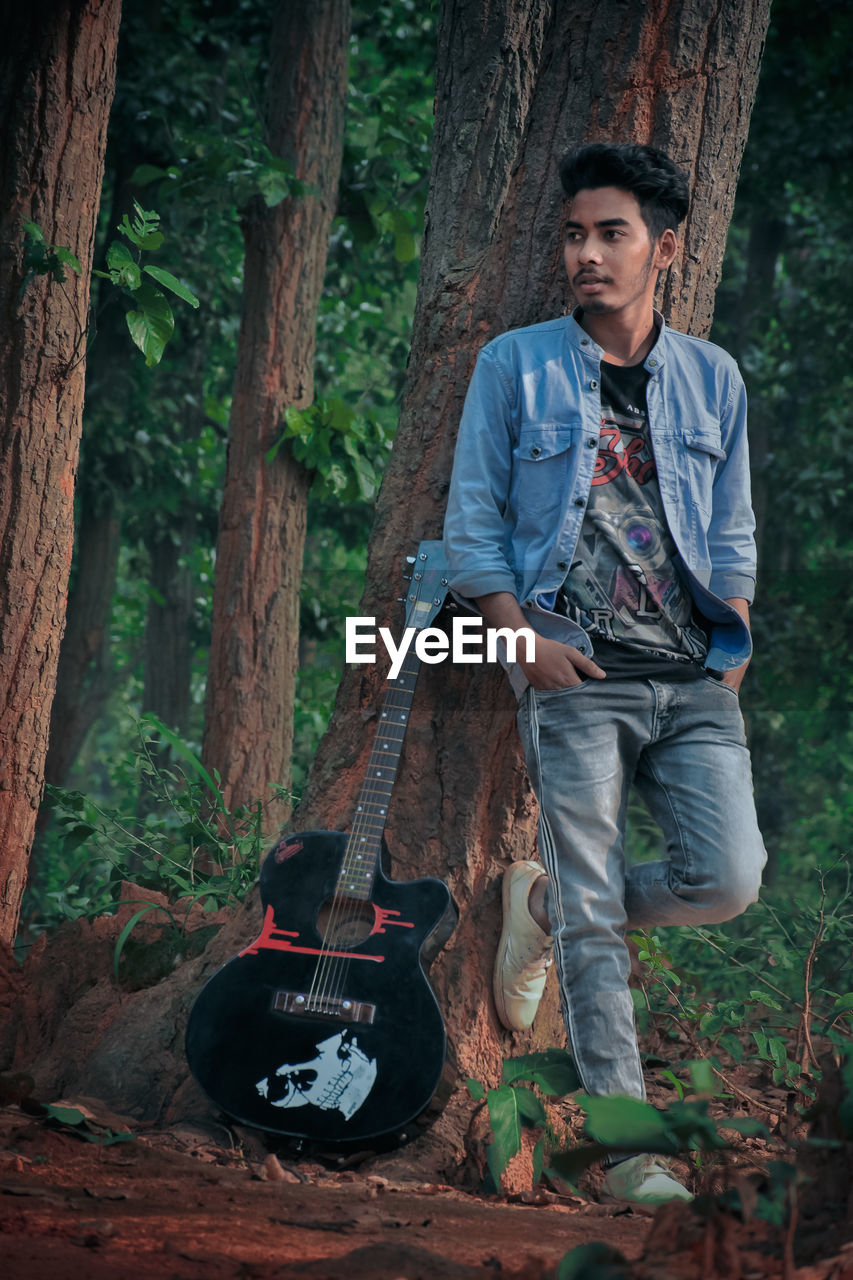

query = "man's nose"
[578, 238, 602, 263]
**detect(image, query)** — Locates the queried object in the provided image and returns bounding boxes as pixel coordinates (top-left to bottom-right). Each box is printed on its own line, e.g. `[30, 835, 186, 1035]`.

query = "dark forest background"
[25, 0, 850, 937]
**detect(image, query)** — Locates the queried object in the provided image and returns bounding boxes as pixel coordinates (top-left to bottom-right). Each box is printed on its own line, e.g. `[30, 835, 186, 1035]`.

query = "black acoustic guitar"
[185, 542, 453, 1147]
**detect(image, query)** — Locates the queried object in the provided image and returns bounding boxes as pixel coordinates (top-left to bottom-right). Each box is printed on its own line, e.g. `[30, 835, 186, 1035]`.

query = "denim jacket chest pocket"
[511, 423, 584, 524]
[681, 421, 727, 516]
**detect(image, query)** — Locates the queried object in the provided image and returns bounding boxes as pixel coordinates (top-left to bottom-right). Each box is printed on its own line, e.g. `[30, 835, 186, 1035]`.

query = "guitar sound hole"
[316, 898, 374, 948]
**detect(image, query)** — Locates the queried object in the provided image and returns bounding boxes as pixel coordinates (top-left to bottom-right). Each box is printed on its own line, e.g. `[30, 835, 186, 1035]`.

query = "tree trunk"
[41, 150, 157, 798]
[201, 0, 350, 836]
[0, 0, 121, 945]
[1, 0, 771, 1172]
[41, 502, 121, 792]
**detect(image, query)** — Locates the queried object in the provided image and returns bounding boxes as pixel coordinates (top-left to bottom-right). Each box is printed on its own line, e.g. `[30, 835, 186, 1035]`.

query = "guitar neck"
[334, 645, 422, 901]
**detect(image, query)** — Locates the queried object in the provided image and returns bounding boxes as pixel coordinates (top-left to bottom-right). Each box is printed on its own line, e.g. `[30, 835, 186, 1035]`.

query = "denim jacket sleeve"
[707, 369, 756, 603]
[443, 346, 518, 599]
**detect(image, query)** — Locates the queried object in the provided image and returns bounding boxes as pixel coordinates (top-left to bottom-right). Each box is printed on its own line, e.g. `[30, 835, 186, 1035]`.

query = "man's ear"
[654, 227, 678, 270]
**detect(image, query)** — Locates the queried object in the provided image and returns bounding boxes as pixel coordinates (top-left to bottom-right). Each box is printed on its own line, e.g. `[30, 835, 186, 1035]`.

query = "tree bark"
[42, 501, 121, 792]
[201, 0, 350, 836]
[1, 0, 771, 1173]
[0, 0, 121, 944]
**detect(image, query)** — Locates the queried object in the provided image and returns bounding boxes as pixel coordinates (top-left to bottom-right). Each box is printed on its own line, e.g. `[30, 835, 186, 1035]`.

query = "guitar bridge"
[273, 990, 376, 1025]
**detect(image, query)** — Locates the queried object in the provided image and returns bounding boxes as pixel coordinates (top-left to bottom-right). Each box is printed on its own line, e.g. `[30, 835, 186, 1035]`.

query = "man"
[443, 143, 766, 1206]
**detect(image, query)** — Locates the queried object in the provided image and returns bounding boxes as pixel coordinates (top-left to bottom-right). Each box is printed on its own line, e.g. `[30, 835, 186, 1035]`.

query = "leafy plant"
[629, 861, 853, 1105]
[265, 396, 393, 503]
[23, 715, 281, 949]
[21, 220, 81, 287]
[467, 1049, 581, 1192]
[94, 201, 199, 366]
[44, 1103, 135, 1146]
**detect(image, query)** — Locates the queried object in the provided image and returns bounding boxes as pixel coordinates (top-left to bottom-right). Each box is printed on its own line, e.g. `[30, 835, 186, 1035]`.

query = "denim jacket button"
[530, 445, 542, 458]
[557, 561, 568, 570]
[587, 437, 597, 448]
[574, 497, 585, 508]
[589, 379, 599, 390]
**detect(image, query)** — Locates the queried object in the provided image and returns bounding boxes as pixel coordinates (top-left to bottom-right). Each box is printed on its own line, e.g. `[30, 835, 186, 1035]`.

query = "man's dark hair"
[558, 143, 689, 241]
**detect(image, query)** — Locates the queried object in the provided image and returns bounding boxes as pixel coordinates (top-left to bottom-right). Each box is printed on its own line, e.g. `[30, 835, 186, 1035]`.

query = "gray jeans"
[517, 674, 767, 1100]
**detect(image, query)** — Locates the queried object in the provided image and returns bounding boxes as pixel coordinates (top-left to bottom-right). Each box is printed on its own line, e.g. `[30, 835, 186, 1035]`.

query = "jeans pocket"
[702, 674, 739, 697]
[533, 679, 592, 700]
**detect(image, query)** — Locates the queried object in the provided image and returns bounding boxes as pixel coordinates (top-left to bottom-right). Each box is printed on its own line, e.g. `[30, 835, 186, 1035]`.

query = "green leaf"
[22, 218, 45, 244]
[137, 714, 222, 797]
[113, 902, 178, 978]
[118, 202, 164, 251]
[577, 1093, 669, 1148]
[503, 1049, 582, 1097]
[53, 245, 81, 274]
[720, 1116, 771, 1139]
[514, 1086, 547, 1128]
[60, 822, 97, 857]
[685, 1059, 716, 1095]
[143, 265, 199, 308]
[718, 1033, 745, 1064]
[557, 1242, 628, 1280]
[486, 1084, 521, 1184]
[125, 283, 174, 367]
[749, 989, 783, 1010]
[258, 169, 291, 207]
[130, 164, 168, 186]
[768, 1037, 787, 1069]
[659, 1068, 685, 1100]
[466, 1078, 485, 1101]
[107, 241, 141, 290]
[45, 1104, 87, 1126]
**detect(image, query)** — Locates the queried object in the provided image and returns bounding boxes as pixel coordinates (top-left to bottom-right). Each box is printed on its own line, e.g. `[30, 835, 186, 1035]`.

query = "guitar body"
[185, 830, 451, 1146]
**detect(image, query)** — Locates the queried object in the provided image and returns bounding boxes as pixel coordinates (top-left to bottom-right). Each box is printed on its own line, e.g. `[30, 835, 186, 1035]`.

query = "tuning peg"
[406, 555, 416, 564]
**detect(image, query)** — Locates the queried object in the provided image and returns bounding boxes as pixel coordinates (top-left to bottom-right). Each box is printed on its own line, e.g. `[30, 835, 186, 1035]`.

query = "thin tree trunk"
[41, 151, 151, 797]
[201, 0, 350, 836]
[0, 0, 121, 945]
[42, 502, 121, 791]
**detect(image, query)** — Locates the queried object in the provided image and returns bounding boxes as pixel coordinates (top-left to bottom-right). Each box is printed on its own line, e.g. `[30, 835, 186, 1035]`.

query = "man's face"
[562, 186, 675, 317]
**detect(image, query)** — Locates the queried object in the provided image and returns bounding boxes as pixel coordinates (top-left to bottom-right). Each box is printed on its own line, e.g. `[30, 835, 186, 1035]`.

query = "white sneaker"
[493, 860, 553, 1030]
[601, 1154, 693, 1208]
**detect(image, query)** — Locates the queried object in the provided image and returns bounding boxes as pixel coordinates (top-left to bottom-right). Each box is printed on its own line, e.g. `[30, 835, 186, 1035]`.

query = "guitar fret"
[333, 555, 449, 900]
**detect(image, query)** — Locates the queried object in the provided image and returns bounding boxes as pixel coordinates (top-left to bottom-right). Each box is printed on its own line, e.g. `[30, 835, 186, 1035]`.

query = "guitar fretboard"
[335, 645, 422, 900]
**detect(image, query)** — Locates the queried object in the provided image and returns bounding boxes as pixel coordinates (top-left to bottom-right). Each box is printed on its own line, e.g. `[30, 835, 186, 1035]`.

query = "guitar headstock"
[400, 540, 451, 632]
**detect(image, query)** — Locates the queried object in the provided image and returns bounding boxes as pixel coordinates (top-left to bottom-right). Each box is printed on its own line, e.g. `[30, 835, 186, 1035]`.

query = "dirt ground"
[2, 1101, 851, 1280]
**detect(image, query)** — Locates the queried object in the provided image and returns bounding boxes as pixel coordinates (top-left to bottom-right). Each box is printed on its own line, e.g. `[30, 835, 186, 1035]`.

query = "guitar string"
[306, 689, 409, 1014]
[302, 561, 442, 1013]
[306, 648, 419, 1014]
[309, 665, 416, 1013]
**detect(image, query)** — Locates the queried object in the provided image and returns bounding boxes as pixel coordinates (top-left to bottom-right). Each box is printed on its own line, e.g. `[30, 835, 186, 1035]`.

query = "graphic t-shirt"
[557, 359, 708, 678]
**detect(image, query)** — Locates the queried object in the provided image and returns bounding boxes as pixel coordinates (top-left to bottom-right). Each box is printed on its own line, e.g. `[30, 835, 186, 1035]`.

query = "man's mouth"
[575, 273, 608, 289]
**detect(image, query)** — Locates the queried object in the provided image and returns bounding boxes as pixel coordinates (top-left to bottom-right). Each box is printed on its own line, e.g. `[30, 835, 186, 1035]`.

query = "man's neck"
[578, 307, 659, 367]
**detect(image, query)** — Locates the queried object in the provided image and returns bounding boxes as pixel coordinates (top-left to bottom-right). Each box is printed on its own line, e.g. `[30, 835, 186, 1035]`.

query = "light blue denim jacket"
[443, 310, 756, 696]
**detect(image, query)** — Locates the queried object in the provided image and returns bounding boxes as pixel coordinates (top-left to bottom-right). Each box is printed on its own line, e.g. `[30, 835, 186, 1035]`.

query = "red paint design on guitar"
[369, 905, 415, 936]
[272, 838, 303, 863]
[239, 905, 386, 963]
